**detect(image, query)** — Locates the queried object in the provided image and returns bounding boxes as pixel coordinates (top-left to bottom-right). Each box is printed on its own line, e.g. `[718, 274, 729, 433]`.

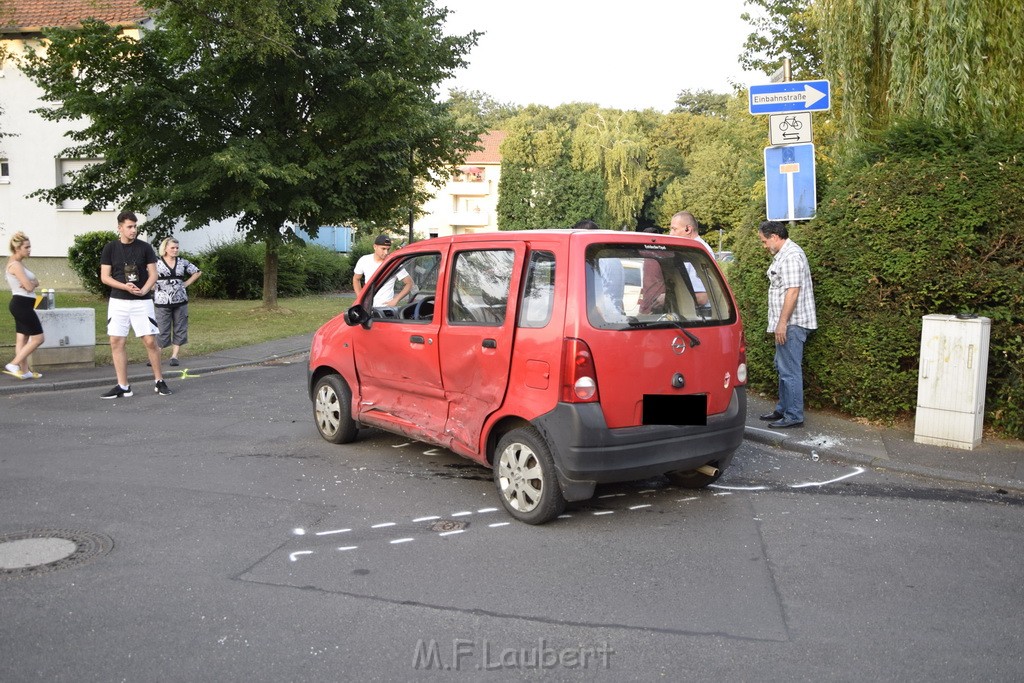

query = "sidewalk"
[4, 333, 1022, 494]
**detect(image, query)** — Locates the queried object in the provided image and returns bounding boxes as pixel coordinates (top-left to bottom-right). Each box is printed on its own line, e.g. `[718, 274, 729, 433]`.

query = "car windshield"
[585, 243, 735, 329]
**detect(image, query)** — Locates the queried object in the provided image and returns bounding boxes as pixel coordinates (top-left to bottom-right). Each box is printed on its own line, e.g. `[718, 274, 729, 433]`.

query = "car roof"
[403, 230, 706, 249]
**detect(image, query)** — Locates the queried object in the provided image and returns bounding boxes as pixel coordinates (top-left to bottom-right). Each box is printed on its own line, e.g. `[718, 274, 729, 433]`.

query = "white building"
[413, 130, 506, 239]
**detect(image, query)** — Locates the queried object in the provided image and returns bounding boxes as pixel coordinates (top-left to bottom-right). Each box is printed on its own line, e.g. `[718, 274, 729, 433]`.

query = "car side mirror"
[344, 304, 371, 328]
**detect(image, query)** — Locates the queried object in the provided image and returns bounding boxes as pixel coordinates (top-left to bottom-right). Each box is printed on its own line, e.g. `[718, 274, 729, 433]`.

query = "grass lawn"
[0, 292, 353, 366]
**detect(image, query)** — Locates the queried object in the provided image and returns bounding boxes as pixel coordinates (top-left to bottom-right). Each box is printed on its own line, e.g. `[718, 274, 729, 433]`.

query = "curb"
[0, 346, 311, 397]
[744, 426, 1024, 495]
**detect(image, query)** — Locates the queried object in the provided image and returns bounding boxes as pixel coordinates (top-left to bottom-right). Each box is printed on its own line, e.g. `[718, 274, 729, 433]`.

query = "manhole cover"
[429, 520, 469, 532]
[0, 529, 113, 579]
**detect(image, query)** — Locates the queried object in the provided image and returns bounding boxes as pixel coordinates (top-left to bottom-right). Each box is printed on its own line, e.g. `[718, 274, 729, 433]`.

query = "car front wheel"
[313, 375, 358, 444]
[493, 427, 566, 524]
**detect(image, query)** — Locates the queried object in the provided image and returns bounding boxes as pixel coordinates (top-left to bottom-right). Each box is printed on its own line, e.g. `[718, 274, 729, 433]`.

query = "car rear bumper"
[532, 387, 746, 500]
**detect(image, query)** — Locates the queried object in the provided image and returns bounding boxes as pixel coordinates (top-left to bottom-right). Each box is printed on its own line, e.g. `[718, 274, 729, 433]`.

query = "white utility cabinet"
[914, 314, 991, 450]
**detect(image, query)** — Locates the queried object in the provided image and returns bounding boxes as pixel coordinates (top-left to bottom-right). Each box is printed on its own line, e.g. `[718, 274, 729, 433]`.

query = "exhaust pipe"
[696, 464, 719, 477]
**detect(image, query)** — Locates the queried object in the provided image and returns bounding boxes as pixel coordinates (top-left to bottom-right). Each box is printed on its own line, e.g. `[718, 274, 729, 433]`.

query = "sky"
[436, 0, 765, 113]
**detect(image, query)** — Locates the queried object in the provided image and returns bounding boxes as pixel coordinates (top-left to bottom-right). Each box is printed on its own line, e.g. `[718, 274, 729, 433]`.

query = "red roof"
[0, 0, 147, 33]
[464, 131, 507, 165]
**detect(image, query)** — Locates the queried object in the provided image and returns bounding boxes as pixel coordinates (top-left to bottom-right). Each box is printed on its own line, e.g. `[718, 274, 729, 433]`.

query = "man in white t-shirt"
[352, 234, 412, 307]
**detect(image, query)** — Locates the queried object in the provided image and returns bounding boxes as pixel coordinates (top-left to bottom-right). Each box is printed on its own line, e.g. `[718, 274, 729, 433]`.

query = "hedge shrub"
[67, 230, 116, 296]
[69, 234, 352, 301]
[732, 121, 1024, 438]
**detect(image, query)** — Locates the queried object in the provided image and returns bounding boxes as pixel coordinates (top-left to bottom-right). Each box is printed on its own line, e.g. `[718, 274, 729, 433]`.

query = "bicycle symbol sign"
[769, 112, 812, 146]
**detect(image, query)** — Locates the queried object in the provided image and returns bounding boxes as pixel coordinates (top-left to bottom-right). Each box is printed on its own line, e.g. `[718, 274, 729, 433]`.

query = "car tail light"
[737, 329, 748, 384]
[561, 337, 599, 403]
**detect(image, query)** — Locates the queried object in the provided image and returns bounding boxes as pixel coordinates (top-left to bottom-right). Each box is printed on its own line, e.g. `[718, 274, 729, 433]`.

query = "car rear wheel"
[313, 375, 358, 444]
[666, 463, 723, 488]
[493, 427, 566, 525]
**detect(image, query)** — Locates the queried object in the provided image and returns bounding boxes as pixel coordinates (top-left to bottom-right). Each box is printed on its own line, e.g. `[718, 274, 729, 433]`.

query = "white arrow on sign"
[801, 83, 827, 108]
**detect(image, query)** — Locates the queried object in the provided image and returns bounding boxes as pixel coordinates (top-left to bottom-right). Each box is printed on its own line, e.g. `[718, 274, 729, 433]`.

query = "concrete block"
[30, 308, 97, 369]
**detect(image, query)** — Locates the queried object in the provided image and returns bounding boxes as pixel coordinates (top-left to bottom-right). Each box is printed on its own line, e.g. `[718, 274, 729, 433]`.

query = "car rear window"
[585, 243, 735, 329]
[518, 250, 555, 328]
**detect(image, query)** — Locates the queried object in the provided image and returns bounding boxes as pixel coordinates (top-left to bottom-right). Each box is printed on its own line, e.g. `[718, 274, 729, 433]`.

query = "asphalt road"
[2, 361, 1022, 681]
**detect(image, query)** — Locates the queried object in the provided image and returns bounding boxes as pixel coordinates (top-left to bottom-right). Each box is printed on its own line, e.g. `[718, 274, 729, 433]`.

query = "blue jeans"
[774, 325, 810, 422]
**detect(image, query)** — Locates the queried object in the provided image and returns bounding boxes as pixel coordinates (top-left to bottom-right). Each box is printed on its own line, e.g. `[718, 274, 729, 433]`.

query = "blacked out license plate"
[642, 394, 708, 426]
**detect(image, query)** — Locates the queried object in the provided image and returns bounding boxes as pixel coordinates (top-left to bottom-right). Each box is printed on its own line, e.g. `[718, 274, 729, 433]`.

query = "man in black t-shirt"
[98, 211, 172, 398]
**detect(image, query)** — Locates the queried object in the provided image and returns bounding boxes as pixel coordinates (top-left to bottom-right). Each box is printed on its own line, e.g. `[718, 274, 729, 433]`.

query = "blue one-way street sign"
[764, 143, 816, 221]
[749, 80, 830, 115]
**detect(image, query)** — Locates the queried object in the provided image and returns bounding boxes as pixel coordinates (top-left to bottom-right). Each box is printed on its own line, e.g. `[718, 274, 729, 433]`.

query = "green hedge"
[732, 121, 1024, 438]
[67, 230, 116, 297]
[68, 234, 352, 300]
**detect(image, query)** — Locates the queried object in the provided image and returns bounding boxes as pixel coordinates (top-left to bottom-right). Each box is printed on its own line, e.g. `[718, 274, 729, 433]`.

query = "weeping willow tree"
[571, 110, 656, 230]
[819, 0, 1024, 139]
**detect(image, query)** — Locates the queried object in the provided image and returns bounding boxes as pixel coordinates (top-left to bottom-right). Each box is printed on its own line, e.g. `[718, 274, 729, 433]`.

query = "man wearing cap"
[352, 234, 412, 307]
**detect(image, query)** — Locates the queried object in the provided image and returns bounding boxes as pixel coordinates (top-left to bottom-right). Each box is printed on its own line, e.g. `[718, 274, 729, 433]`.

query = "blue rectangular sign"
[764, 144, 816, 221]
[749, 80, 830, 115]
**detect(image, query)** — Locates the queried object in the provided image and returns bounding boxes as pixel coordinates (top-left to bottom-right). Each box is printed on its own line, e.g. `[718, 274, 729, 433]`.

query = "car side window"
[448, 249, 514, 326]
[518, 250, 555, 328]
[369, 253, 440, 322]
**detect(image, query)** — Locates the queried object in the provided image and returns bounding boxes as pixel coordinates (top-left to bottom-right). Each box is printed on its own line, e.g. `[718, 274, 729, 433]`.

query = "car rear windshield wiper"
[626, 317, 702, 347]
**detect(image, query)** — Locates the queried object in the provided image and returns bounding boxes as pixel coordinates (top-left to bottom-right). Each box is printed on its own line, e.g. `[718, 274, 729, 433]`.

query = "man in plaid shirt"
[757, 221, 817, 428]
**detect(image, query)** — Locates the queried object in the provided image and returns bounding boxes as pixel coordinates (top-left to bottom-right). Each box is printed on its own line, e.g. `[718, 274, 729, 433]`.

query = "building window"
[0, 159, 9, 182]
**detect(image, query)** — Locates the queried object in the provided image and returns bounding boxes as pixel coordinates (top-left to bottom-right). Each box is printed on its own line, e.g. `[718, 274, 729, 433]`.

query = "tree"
[740, 0, 822, 79]
[672, 89, 729, 117]
[571, 109, 656, 229]
[21, 0, 480, 307]
[497, 104, 609, 230]
[446, 88, 521, 132]
[818, 0, 1024, 139]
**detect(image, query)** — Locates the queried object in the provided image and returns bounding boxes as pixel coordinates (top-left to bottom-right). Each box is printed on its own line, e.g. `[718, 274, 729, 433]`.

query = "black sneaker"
[101, 384, 133, 399]
[155, 380, 173, 396]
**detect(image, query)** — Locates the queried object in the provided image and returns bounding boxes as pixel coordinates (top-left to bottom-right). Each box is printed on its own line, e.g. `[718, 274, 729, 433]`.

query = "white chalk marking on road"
[710, 484, 770, 491]
[489, 522, 511, 528]
[790, 467, 866, 488]
[629, 504, 652, 510]
[451, 511, 472, 517]
[392, 442, 413, 448]
[712, 491, 734, 497]
[372, 522, 397, 529]
[677, 496, 699, 502]
[638, 489, 658, 494]
[292, 528, 306, 535]
[477, 507, 499, 513]
[315, 528, 351, 536]
[593, 510, 615, 516]
[598, 493, 625, 499]
[337, 546, 358, 551]
[438, 529, 466, 537]
[413, 516, 440, 522]
[289, 551, 313, 562]
[423, 448, 441, 455]
[390, 538, 414, 544]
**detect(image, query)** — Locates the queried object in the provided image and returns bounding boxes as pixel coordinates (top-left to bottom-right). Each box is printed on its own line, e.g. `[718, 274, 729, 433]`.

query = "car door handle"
[410, 335, 425, 344]
[482, 339, 497, 349]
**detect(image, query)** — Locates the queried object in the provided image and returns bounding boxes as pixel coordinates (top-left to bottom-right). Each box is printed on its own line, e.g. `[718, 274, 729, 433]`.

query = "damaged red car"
[308, 230, 747, 524]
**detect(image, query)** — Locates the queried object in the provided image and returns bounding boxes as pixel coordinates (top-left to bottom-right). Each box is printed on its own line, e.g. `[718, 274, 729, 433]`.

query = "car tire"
[313, 374, 358, 444]
[493, 427, 566, 525]
[665, 463, 723, 488]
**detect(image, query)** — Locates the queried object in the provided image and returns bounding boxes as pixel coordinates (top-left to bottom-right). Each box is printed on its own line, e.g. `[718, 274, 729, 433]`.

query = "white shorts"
[107, 298, 160, 338]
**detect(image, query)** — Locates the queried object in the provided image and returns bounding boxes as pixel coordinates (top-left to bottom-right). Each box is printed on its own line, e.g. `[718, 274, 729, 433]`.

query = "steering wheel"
[412, 296, 435, 320]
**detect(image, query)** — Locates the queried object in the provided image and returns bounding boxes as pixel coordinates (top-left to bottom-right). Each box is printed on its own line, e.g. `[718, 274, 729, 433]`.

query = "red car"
[308, 230, 747, 524]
